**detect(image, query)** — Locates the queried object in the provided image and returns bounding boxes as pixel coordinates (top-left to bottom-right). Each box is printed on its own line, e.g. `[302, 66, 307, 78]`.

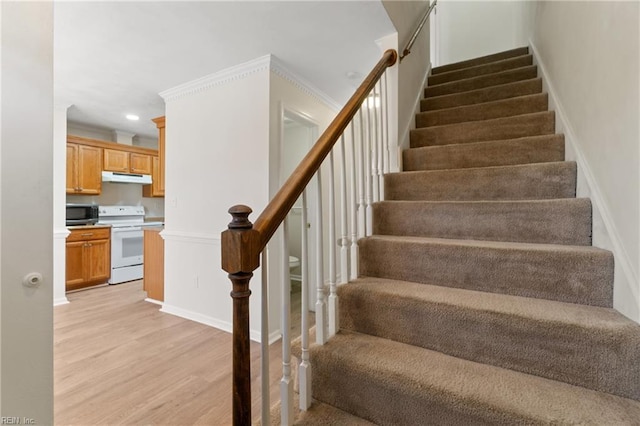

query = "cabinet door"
[142, 156, 162, 198]
[130, 153, 152, 175]
[158, 125, 165, 194]
[66, 144, 79, 193]
[103, 149, 130, 172]
[66, 241, 86, 290]
[77, 145, 102, 194]
[85, 239, 110, 284]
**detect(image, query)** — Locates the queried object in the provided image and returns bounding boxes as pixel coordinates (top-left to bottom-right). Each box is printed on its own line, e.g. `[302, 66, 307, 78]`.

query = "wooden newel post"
[221, 205, 261, 426]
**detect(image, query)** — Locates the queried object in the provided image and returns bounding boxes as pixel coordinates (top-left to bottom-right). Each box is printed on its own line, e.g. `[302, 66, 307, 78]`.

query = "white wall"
[381, 0, 431, 160]
[434, 0, 531, 66]
[161, 61, 271, 341]
[529, 1, 639, 321]
[1, 1, 54, 422]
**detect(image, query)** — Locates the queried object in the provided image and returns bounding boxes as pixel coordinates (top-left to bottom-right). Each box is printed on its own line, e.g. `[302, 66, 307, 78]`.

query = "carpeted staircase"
[288, 47, 640, 424]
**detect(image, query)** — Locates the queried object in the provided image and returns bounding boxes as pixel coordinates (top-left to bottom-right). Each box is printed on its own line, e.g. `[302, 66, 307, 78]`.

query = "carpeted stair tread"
[410, 111, 555, 148]
[308, 331, 640, 425]
[424, 65, 538, 98]
[385, 161, 576, 201]
[339, 277, 640, 400]
[358, 235, 613, 306]
[421, 78, 543, 111]
[372, 198, 591, 245]
[428, 54, 533, 86]
[416, 93, 548, 128]
[432, 46, 529, 75]
[403, 134, 565, 171]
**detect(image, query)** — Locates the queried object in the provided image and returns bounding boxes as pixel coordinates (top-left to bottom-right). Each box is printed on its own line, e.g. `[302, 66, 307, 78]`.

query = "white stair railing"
[280, 220, 294, 425]
[299, 190, 312, 410]
[339, 135, 350, 285]
[243, 50, 403, 425]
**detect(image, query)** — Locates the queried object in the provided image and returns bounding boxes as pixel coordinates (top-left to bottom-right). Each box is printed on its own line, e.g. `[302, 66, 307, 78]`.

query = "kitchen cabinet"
[143, 227, 164, 301]
[66, 227, 111, 291]
[104, 149, 152, 175]
[66, 143, 102, 194]
[143, 116, 165, 197]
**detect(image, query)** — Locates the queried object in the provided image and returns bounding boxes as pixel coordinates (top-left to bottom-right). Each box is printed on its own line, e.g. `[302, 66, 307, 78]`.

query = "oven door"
[111, 226, 144, 268]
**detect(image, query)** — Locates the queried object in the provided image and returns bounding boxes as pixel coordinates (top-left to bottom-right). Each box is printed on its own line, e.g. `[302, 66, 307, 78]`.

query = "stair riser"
[421, 78, 543, 112]
[339, 284, 638, 400]
[372, 199, 592, 246]
[385, 162, 577, 202]
[428, 55, 533, 86]
[358, 237, 613, 306]
[403, 135, 564, 171]
[416, 93, 548, 128]
[432, 46, 529, 75]
[411, 111, 555, 148]
[425, 66, 537, 98]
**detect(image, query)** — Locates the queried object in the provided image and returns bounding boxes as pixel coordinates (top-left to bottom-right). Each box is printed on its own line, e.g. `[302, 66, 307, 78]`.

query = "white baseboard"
[529, 40, 639, 323]
[144, 297, 163, 306]
[53, 297, 69, 306]
[160, 303, 279, 344]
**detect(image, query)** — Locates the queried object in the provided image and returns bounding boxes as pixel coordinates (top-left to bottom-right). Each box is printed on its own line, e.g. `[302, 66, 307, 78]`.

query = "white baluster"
[339, 133, 349, 284]
[261, 249, 270, 425]
[315, 168, 326, 345]
[378, 80, 385, 197]
[299, 190, 312, 410]
[383, 71, 391, 176]
[365, 104, 373, 236]
[371, 87, 380, 203]
[281, 221, 293, 425]
[349, 123, 359, 280]
[328, 150, 338, 337]
[357, 109, 366, 239]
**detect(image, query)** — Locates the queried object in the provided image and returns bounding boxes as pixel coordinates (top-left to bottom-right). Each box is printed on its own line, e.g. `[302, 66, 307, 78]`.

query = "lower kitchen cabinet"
[143, 227, 164, 301]
[66, 227, 111, 291]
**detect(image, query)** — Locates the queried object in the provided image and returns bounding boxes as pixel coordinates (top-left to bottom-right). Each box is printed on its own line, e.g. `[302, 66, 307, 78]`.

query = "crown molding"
[159, 55, 271, 102]
[269, 55, 342, 111]
[159, 54, 343, 111]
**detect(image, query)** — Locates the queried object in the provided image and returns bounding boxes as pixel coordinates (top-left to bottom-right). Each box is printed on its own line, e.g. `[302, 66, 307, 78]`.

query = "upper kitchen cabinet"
[143, 116, 165, 198]
[67, 143, 102, 195]
[104, 149, 152, 175]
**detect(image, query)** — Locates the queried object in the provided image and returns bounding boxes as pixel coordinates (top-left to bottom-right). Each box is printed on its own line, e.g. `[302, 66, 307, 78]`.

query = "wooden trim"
[67, 135, 158, 156]
[253, 49, 397, 248]
[152, 116, 165, 128]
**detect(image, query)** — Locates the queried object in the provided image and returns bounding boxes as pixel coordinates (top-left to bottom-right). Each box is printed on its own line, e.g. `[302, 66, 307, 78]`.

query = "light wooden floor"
[54, 281, 293, 425]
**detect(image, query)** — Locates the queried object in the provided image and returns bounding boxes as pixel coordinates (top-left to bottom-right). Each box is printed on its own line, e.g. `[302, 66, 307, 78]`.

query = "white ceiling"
[54, 1, 396, 139]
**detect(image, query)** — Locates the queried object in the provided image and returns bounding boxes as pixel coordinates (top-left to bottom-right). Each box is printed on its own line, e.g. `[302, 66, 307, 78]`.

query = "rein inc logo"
[1, 418, 35, 425]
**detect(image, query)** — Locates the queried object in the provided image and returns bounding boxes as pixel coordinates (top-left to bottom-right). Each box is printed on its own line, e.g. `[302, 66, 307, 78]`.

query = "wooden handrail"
[253, 49, 398, 249]
[221, 48, 397, 426]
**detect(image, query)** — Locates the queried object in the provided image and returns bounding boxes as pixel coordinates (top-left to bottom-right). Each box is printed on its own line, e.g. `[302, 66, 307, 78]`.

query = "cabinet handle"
[81, 233, 93, 237]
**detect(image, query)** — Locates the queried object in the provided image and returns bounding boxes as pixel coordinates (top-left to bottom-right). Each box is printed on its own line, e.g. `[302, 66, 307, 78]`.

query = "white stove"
[98, 205, 162, 284]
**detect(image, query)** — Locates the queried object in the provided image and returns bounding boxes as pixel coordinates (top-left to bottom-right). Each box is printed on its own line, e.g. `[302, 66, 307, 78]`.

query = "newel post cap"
[221, 205, 261, 274]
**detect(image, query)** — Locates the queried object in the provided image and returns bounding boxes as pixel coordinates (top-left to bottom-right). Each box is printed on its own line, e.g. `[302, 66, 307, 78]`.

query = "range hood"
[102, 171, 152, 184]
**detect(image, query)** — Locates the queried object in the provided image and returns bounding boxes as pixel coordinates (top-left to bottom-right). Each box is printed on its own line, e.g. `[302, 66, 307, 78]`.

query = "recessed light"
[126, 114, 139, 121]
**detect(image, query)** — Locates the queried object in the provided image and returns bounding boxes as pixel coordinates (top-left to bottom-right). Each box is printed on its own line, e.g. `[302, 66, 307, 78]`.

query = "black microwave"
[66, 204, 99, 226]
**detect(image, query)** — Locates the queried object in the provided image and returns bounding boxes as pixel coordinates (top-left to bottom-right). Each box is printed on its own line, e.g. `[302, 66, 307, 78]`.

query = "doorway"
[281, 108, 319, 333]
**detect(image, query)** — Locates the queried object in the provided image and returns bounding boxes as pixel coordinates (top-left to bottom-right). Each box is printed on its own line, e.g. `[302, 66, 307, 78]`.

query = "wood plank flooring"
[54, 281, 290, 425]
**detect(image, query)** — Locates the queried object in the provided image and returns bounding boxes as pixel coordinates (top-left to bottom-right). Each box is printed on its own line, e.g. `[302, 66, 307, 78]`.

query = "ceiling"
[54, 1, 396, 139]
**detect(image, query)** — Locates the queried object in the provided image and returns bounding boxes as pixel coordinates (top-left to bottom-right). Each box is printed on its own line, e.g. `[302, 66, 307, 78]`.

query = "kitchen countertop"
[145, 217, 164, 223]
[67, 224, 111, 230]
